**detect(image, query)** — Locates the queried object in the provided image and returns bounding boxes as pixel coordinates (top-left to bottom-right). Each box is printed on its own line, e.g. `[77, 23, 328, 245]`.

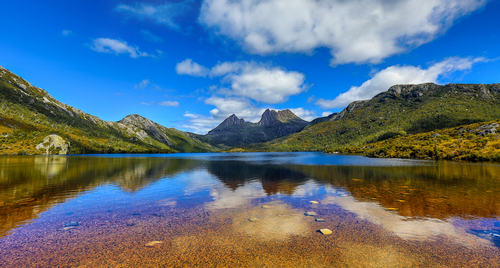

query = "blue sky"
[1, 0, 499, 134]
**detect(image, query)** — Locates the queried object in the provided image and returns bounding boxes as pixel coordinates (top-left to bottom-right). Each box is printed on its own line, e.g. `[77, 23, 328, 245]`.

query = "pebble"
[145, 241, 163, 247]
[319, 229, 332, 235]
[261, 205, 271, 209]
[249, 217, 259, 222]
[309, 201, 319, 204]
[64, 221, 79, 227]
[62, 226, 75, 231]
[315, 219, 325, 222]
[304, 212, 317, 216]
[385, 208, 399, 211]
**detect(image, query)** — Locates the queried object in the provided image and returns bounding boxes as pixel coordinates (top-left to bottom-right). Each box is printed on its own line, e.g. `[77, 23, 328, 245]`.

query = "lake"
[0, 152, 499, 267]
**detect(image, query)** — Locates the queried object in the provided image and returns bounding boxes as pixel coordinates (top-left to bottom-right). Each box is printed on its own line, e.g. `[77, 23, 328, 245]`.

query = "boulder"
[36, 134, 70, 155]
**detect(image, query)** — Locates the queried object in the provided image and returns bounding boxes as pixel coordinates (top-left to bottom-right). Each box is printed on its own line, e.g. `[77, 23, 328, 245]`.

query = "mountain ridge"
[243, 82, 500, 152]
[204, 108, 309, 147]
[0, 65, 215, 154]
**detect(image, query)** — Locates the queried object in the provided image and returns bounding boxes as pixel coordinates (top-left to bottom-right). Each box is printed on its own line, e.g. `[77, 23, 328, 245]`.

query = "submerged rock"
[261, 205, 271, 209]
[304, 212, 317, 216]
[249, 217, 260, 222]
[64, 221, 79, 227]
[309, 201, 319, 204]
[145, 241, 163, 247]
[315, 219, 325, 222]
[319, 229, 332, 235]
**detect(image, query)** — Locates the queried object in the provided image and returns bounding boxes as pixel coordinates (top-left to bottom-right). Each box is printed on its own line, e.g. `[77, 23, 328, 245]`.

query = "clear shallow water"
[0, 152, 499, 267]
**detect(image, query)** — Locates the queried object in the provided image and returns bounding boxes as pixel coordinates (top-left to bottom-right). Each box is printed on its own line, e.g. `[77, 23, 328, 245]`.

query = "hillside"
[333, 120, 500, 162]
[243, 83, 500, 152]
[204, 109, 309, 147]
[0, 65, 215, 154]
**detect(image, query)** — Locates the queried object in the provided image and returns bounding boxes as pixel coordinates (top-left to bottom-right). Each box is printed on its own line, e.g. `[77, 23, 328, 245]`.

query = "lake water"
[0, 152, 499, 267]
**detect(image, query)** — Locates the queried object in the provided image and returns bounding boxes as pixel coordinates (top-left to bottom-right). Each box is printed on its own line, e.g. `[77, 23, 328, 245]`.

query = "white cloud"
[205, 96, 265, 122]
[176, 59, 210, 77]
[199, 0, 487, 65]
[214, 62, 308, 104]
[139, 102, 151, 106]
[176, 60, 308, 104]
[316, 57, 486, 109]
[90, 38, 151, 58]
[62, 30, 72, 36]
[140, 29, 163, 43]
[183, 111, 200, 119]
[181, 112, 221, 134]
[159, 101, 180, 107]
[115, 0, 193, 31]
[134, 79, 150, 90]
[288, 108, 316, 122]
[321, 111, 332, 117]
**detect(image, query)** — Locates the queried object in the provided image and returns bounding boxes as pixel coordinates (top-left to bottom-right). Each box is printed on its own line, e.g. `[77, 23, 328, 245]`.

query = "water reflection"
[0, 153, 499, 266]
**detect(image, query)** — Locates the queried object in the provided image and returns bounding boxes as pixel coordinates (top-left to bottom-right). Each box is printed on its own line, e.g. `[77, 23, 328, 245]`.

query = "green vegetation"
[331, 120, 500, 162]
[0, 66, 215, 155]
[243, 83, 500, 153]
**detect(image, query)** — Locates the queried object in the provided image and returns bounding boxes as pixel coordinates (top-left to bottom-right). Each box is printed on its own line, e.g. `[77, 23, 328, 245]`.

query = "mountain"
[204, 109, 309, 147]
[332, 119, 500, 162]
[118, 114, 216, 153]
[245, 83, 500, 152]
[0, 65, 215, 154]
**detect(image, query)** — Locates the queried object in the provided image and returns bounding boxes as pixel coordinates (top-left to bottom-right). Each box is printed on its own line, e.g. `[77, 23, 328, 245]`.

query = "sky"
[1, 0, 499, 134]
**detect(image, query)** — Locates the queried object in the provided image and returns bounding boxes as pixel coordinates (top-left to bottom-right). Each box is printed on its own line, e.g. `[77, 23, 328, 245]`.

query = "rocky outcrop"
[459, 123, 499, 136]
[119, 114, 173, 146]
[36, 134, 70, 155]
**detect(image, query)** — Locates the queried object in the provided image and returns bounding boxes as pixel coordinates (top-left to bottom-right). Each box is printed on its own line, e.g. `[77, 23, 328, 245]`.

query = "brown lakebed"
[0, 153, 499, 267]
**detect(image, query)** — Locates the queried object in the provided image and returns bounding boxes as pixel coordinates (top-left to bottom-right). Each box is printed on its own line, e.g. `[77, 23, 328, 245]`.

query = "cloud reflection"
[321, 193, 492, 248]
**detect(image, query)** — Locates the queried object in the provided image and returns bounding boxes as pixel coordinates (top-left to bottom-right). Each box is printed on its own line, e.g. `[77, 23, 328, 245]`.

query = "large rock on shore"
[36, 134, 70, 154]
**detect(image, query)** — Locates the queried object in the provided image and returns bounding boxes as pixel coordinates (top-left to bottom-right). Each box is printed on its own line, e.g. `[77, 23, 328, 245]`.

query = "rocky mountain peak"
[259, 109, 306, 126]
[259, 109, 280, 126]
[119, 114, 152, 127]
[220, 114, 246, 127]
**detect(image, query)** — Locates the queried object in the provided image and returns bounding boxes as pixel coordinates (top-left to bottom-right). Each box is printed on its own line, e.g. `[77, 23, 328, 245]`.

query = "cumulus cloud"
[205, 96, 265, 121]
[139, 102, 151, 106]
[90, 38, 151, 58]
[176, 59, 210, 77]
[199, 0, 487, 65]
[115, 0, 194, 31]
[214, 62, 307, 104]
[316, 57, 487, 109]
[288, 108, 316, 122]
[159, 101, 179, 107]
[176, 60, 308, 104]
[135, 79, 150, 90]
[140, 29, 163, 43]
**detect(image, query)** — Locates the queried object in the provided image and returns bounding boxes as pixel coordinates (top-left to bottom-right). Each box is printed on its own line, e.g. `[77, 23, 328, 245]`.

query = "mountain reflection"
[1, 154, 500, 241]
[206, 161, 308, 195]
[0, 155, 200, 237]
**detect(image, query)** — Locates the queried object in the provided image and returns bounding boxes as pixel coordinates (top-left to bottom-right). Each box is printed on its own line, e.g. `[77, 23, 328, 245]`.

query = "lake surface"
[0, 152, 499, 267]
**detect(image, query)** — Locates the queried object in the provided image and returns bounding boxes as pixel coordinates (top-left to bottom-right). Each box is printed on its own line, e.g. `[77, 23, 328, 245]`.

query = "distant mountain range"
[203, 109, 308, 147]
[1, 64, 500, 155]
